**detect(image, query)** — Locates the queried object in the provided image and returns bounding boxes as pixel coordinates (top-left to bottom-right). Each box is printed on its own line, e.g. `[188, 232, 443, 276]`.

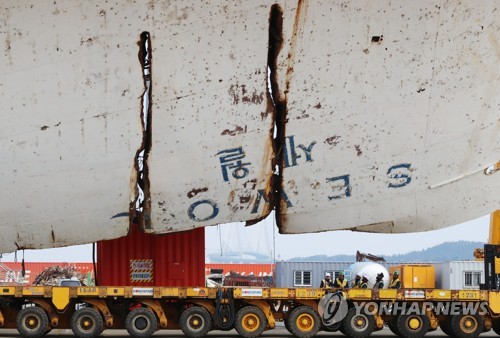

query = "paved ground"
[0, 327, 497, 338]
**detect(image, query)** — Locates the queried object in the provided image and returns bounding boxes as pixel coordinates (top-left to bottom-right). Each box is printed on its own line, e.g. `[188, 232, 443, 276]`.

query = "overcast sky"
[206, 213, 490, 261]
[1, 214, 490, 263]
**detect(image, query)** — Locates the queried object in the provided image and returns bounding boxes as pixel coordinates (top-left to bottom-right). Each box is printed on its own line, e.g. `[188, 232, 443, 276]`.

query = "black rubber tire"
[179, 306, 212, 338]
[125, 308, 158, 338]
[287, 306, 321, 338]
[341, 307, 375, 338]
[450, 313, 483, 338]
[71, 307, 104, 338]
[387, 317, 401, 336]
[323, 321, 342, 332]
[235, 306, 267, 338]
[16, 307, 49, 338]
[493, 320, 500, 335]
[396, 314, 430, 338]
[440, 318, 453, 336]
[284, 319, 293, 334]
[339, 324, 347, 335]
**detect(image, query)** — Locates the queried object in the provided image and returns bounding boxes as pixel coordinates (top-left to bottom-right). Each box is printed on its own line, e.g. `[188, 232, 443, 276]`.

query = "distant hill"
[207, 241, 484, 263]
[287, 241, 484, 262]
[207, 251, 274, 263]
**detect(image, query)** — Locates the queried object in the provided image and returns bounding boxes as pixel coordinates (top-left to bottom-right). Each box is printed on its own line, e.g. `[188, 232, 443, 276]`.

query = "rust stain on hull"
[221, 125, 248, 136]
[285, 0, 309, 93]
[187, 187, 209, 199]
[325, 136, 341, 146]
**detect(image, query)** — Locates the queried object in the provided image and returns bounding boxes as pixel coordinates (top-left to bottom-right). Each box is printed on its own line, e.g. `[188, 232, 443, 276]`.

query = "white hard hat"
[325, 272, 331, 277]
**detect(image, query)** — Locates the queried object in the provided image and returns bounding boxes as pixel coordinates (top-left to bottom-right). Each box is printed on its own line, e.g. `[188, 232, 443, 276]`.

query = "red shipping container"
[97, 225, 204, 287]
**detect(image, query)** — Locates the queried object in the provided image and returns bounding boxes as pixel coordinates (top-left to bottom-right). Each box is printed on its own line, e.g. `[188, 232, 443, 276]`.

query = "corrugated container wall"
[97, 225, 204, 287]
[434, 261, 484, 290]
[275, 262, 353, 288]
[275, 261, 412, 288]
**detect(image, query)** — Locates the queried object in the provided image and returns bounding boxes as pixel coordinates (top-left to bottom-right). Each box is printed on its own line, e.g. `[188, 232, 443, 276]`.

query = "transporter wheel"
[339, 324, 347, 335]
[323, 321, 342, 332]
[16, 307, 49, 338]
[284, 318, 293, 334]
[71, 307, 104, 338]
[493, 320, 500, 335]
[396, 314, 430, 338]
[235, 306, 267, 338]
[450, 313, 483, 338]
[440, 318, 453, 336]
[180, 306, 213, 338]
[341, 307, 375, 338]
[387, 317, 401, 336]
[125, 307, 158, 338]
[287, 306, 320, 338]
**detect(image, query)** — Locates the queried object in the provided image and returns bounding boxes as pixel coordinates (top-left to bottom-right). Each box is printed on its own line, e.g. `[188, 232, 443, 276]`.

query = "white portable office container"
[434, 261, 484, 290]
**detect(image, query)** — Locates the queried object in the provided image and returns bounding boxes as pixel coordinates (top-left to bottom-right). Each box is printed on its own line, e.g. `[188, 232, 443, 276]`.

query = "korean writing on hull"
[217, 147, 251, 182]
[187, 136, 414, 222]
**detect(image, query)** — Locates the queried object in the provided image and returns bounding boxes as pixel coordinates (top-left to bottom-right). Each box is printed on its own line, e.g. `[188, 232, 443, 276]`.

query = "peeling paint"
[355, 145, 363, 156]
[324, 136, 341, 146]
[239, 195, 251, 204]
[187, 187, 208, 199]
[228, 84, 265, 105]
[243, 179, 258, 190]
[221, 125, 247, 136]
[310, 182, 321, 189]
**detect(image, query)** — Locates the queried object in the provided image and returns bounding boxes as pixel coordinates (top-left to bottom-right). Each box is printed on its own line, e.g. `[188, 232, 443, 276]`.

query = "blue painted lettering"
[297, 141, 317, 162]
[387, 163, 412, 188]
[251, 189, 293, 214]
[188, 199, 219, 222]
[217, 147, 251, 182]
[283, 135, 317, 168]
[326, 175, 351, 200]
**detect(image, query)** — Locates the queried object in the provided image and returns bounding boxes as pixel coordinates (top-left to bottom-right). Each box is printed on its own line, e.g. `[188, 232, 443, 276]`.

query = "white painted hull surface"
[0, 1, 498, 252]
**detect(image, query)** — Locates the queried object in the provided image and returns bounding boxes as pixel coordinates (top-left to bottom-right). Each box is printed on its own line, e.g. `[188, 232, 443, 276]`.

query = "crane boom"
[489, 210, 500, 246]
